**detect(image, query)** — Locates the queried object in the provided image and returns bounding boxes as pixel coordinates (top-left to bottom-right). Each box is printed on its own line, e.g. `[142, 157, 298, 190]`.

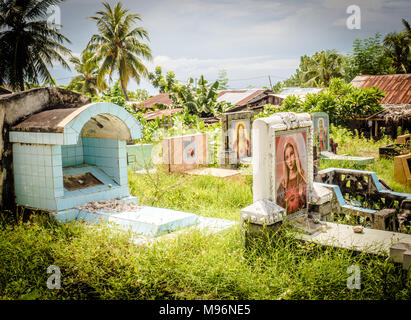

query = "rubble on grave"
[76, 199, 142, 213]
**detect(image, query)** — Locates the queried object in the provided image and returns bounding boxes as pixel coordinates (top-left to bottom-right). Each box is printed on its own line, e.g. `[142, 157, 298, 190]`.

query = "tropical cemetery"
[1, 0, 411, 301]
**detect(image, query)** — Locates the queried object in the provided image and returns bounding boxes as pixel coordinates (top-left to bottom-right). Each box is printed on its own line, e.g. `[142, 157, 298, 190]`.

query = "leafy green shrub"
[254, 79, 385, 126]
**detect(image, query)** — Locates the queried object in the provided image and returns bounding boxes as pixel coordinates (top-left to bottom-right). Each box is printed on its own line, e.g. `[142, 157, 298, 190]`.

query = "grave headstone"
[311, 112, 330, 152]
[219, 111, 254, 168]
[127, 143, 154, 171]
[394, 153, 411, 187]
[310, 112, 374, 165]
[162, 133, 208, 173]
[396, 134, 411, 145]
[241, 112, 333, 239]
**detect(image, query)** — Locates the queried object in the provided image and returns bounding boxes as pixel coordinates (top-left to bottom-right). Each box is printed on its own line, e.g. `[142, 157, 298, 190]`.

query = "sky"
[49, 0, 411, 94]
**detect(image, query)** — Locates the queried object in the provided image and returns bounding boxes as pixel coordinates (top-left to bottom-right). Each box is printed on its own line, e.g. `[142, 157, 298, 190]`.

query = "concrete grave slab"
[390, 242, 411, 263]
[109, 207, 199, 237]
[52, 197, 236, 239]
[320, 151, 374, 166]
[296, 222, 411, 255]
[131, 216, 237, 246]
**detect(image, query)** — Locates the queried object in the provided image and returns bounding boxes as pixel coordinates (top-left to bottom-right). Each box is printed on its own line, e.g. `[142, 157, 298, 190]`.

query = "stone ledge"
[241, 199, 286, 226]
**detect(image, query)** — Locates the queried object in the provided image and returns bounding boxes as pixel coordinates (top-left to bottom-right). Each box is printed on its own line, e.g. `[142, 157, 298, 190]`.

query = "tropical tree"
[148, 65, 179, 93]
[67, 50, 107, 96]
[127, 88, 149, 101]
[383, 19, 411, 73]
[216, 69, 229, 90]
[262, 78, 384, 126]
[301, 50, 344, 87]
[0, 0, 71, 91]
[87, 2, 152, 100]
[173, 75, 235, 117]
[343, 33, 393, 82]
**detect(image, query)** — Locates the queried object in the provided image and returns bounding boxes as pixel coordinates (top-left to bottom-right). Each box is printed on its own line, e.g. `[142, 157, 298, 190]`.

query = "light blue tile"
[55, 188, 64, 198]
[53, 176, 63, 188]
[69, 121, 82, 133]
[9, 131, 18, 142]
[15, 183, 24, 195]
[14, 164, 22, 175]
[38, 166, 45, 177]
[124, 116, 137, 131]
[75, 156, 83, 165]
[97, 103, 109, 114]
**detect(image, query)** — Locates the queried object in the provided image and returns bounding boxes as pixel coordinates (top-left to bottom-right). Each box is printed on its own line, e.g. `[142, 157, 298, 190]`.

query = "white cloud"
[149, 55, 299, 85]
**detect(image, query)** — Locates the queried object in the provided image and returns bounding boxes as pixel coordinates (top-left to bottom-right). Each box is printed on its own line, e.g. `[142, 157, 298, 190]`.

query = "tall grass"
[129, 166, 252, 221]
[1, 216, 410, 300]
[1, 126, 410, 300]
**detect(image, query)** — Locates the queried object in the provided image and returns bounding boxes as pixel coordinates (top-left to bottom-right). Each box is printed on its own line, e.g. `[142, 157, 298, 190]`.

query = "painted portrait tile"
[313, 116, 329, 152]
[231, 119, 251, 159]
[275, 131, 308, 215]
[183, 138, 196, 164]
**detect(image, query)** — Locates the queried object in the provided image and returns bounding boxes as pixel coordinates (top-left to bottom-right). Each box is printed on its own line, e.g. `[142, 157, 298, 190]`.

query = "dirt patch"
[63, 172, 104, 191]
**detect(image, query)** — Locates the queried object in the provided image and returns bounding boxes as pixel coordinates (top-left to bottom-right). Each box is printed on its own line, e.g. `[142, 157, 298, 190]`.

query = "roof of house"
[231, 87, 325, 111]
[278, 87, 325, 96]
[142, 108, 184, 121]
[216, 89, 267, 106]
[367, 104, 411, 122]
[201, 116, 221, 125]
[350, 74, 411, 104]
[139, 93, 174, 109]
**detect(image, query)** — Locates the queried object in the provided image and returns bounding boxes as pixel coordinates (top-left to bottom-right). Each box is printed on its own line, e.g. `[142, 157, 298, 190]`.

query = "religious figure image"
[183, 139, 196, 164]
[275, 133, 307, 215]
[318, 117, 327, 151]
[232, 120, 250, 159]
[314, 116, 328, 152]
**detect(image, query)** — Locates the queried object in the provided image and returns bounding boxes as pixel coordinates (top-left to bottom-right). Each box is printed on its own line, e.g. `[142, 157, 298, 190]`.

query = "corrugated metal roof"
[216, 89, 266, 106]
[350, 74, 411, 104]
[140, 93, 174, 109]
[280, 87, 325, 95]
[142, 108, 184, 121]
[265, 87, 325, 102]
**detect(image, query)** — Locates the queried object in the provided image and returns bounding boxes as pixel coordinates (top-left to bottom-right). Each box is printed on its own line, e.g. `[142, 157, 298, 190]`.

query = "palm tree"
[302, 50, 344, 87]
[383, 32, 410, 73]
[67, 50, 107, 96]
[383, 19, 411, 73]
[87, 2, 152, 100]
[0, 0, 71, 91]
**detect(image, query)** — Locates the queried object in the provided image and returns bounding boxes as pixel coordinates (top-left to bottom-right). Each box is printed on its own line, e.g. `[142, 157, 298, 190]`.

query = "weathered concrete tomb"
[0, 87, 91, 211]
[9, 101, 142, 216]
[1, 88, 235, 241]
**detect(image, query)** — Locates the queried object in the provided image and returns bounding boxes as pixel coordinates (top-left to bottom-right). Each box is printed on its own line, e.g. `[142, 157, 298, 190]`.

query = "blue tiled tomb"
[9, 102, 142, 212]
